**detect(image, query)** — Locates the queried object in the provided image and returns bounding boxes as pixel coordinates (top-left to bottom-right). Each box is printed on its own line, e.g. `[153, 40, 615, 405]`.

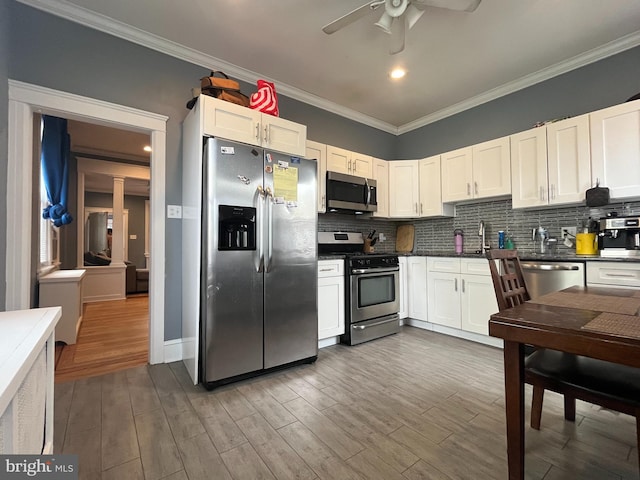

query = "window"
[38, 119, 60, 274]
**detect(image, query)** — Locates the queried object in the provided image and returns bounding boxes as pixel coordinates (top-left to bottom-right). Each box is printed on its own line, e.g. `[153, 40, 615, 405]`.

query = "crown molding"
[398, 30, 640, 134]
[17, 0, 640, 136]
[16, 0, 399, 135]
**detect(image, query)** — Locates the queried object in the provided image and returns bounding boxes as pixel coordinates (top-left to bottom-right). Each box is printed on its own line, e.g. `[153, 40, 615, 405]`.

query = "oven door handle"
[351, 267, 399, 274]
[352, 318, 397, 330]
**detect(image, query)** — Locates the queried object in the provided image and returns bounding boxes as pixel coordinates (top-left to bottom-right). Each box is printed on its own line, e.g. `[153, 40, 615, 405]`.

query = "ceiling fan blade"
[322, 1, 384, 34]
[412, 0, 481, 12]
[389, 15, 406, 55]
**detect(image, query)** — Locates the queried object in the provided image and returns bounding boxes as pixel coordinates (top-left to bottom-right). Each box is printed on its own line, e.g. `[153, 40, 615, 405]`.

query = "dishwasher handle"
[521, 263, 580, 271]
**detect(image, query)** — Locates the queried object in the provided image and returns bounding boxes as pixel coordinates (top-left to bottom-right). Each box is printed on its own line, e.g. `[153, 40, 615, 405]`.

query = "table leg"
[503, 340, 525, 480]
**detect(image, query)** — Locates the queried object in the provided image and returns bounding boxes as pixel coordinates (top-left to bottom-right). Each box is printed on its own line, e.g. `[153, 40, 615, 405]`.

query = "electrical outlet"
[167, 205, 182, 219]
[562, 226, 577, 238]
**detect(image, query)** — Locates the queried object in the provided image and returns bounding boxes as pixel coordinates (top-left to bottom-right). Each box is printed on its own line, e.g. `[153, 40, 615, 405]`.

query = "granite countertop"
[319, 251, 640, 262]
[395, 251, 640, 262]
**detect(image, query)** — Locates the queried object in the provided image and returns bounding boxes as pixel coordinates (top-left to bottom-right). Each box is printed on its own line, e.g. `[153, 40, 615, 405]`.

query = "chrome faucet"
[478, 221, 491, 252]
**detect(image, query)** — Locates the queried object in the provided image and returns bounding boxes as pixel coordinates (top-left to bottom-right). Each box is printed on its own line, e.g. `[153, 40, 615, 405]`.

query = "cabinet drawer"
[460, 258, 490, 276]
[318, 260, 344, 277]
[587, 262, 640, 288]
[427, 257, 460, 273]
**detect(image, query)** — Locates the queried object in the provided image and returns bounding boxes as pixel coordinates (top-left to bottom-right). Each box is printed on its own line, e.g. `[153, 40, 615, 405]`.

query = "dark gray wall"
[6, 2, 392, 338]
[3, 1, 639, 337]
[395, 45, 640, 159]
[0, 0, 8, 310]
[85, 191, 149, 269]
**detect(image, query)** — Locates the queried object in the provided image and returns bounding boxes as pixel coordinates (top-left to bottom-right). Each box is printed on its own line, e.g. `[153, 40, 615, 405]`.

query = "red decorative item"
[250, 80, 279, 117]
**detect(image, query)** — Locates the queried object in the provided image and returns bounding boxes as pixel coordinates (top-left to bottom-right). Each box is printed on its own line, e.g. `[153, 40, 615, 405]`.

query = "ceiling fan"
[322, 0, 481, 55]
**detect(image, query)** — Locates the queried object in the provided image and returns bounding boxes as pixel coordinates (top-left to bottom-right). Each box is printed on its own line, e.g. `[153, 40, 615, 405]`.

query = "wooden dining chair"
[486, 249, 640, 472]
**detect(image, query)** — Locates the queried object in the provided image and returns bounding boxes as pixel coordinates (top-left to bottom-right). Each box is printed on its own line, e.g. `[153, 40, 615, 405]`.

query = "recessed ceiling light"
[143, 145, 152, 152]
[390, 68, 406, 79]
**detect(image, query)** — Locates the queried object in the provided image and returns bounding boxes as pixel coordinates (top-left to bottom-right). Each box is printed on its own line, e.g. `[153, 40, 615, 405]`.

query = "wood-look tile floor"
[54, 326, 639, 480]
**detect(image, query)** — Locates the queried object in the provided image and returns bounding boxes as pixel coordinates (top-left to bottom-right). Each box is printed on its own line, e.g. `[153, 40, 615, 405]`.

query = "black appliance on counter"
[319, 232, 400, 345]
[598, 215, 640, 257]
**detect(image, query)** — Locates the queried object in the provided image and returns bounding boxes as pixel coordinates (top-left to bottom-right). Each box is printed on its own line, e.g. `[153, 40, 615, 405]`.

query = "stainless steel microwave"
[325, 171, 377, 213]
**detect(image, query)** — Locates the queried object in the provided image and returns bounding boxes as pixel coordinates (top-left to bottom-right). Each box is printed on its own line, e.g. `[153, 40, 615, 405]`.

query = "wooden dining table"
[489, 285, 640, 480]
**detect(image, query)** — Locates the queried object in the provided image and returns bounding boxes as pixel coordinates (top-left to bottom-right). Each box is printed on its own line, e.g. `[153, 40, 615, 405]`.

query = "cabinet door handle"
[550, 184, 555, 200]
[353, 161, 357, 172]
[454, 278, 458, 291]
[420, 203, 423, 214]
[263, 125, 269, 143]
[255, 123, 260, 141]
[462, 279, 465, 293]
[322, 194, 325, 209]
[415, 203, 418, 214]
[474, 181, 478, 195]
[467, 183, 471, 195]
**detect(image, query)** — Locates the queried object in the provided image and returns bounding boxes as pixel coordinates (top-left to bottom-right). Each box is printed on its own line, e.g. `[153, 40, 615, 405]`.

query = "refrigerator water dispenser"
[218, 205, 256, 250]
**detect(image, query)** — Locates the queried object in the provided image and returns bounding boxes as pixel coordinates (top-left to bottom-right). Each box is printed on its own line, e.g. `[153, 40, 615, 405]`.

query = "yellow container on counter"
[576, 232, 598, 255]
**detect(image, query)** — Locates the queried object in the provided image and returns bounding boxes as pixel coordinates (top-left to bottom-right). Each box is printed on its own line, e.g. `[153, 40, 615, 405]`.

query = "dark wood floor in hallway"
[54, 326, 638, 479]
[55, 295, 149, 383]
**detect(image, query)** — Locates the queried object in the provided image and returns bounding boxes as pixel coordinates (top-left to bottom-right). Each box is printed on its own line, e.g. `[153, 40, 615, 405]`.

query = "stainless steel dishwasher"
[520, 260, 586, 298]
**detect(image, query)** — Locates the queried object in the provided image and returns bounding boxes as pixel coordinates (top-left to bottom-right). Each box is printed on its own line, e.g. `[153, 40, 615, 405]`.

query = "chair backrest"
[486, 249, 531, 311]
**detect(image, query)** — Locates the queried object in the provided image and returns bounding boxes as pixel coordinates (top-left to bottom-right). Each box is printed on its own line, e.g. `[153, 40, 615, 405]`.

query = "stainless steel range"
[319, 232, 400, 345]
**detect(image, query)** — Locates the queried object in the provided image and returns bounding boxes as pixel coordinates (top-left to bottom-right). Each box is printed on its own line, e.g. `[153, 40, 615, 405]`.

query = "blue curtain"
[41, 115, 73, 227]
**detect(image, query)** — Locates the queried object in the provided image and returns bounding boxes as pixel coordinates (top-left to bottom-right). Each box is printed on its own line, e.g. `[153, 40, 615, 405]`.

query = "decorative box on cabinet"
[317, 260, 345, 343]
[590, 99, 640, 200]
[201, 95, 307, 156]
[38, 269, 85, 345]
[0, 307, 60, 454]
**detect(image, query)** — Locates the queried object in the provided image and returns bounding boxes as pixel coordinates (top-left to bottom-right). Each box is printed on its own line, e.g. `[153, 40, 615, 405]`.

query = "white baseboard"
[405, 319, 503, 349]
[318, 336, 340, 349]
[164, 338, 184, 363]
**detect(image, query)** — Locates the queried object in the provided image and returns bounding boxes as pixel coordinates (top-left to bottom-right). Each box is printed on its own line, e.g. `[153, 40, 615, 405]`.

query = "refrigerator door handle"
[364, 178, 370, 206]
[256, 186, 265, 272]
[265, 186, 274, 272]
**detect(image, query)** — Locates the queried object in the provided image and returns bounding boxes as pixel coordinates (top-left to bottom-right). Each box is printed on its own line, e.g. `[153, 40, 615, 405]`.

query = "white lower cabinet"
[407, 256, 428, 320]
[398, 257, 408, 319]
[427, 257, 498, 335]
[317, 260, 345, 340]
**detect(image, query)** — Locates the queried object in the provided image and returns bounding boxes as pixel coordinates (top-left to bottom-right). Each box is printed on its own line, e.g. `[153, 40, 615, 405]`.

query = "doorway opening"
[7, 80, 167, 367]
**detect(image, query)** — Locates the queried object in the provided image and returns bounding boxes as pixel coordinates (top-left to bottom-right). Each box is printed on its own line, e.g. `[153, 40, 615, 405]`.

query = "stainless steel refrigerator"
[200, 137, 318, 388]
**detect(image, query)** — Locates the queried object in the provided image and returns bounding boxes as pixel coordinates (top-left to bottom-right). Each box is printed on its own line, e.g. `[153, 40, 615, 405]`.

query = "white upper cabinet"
[512, 116, 591, 209]
[202, 95, 306, 156]
[510, 127, 549, 208]
[352, 152, 373, 178]
[372, 158, 389, 218]
[418, 155, 454, 217]
[305, 140, 327, 213]
[590, 99, 640, 200]
[326, 145, 373, 178]
[547, 114, 591, 205]
[441, 137, 510, 203]
[472, 136, 511, 199]
[441, 147, 473, 202]
[389, 160, 420, 218]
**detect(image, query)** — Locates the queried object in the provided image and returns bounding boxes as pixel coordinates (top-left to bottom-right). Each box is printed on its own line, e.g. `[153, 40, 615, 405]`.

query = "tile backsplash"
[318, 199, 640, 254]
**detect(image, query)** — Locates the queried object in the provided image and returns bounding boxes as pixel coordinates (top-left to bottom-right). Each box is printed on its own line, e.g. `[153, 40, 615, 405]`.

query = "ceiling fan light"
[374, 12, 393, 34]
[405, 4, 425, 30]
